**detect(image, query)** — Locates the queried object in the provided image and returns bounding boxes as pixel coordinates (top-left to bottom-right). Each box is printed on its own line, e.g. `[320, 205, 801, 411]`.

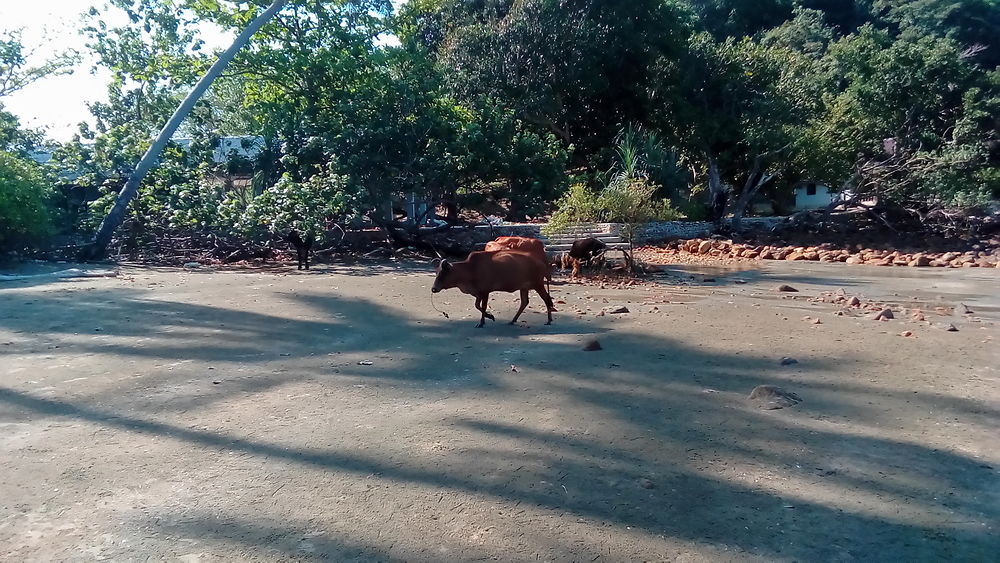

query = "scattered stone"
[697, 240, 713, 254]
[957, 303, 974, 315]
[357, 360, 373, 365]
[847, 296, 862, 307]
[602, 305, 629, 314]
[776, 284, 798, 293]
[846, 256, 863, 264]
[733, 279, 747, 284]
[582, 339, 603, 351]
[779, 357, 799, 366]
[944, 323, 959, 332]
[873, 308, 894, 321]
[183, 262, 202, 268]
[638, 478, 656, 489]
[510, 364, 519, 372]
[900, 331, 913, 337]
[702, 277, 716, 282]
[748, 385, 802, 410]
[812, 318, 822, 324]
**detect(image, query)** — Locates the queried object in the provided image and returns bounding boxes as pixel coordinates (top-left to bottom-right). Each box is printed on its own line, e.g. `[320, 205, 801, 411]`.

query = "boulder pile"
[642, 238, 1000, 268]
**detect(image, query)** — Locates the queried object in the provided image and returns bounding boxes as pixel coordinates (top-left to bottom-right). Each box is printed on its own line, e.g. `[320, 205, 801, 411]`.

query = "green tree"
[0, 151, 53, 248]
[0, 29, 78, 98]
[798, 26, 999, 211]
[421, 0, 691, 157]
[655, 33, 820, 228]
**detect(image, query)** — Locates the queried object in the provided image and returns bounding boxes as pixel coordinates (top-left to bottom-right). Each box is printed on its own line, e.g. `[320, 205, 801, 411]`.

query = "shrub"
[0, 151, 54, 249]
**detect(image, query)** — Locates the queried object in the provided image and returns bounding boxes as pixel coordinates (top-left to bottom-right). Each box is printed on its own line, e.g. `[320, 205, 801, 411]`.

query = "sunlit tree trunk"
[83, 0, 289, 259]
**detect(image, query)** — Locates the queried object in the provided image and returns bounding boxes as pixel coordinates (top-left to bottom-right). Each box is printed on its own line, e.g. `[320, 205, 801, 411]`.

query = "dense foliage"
[6, 0, 1000, 254]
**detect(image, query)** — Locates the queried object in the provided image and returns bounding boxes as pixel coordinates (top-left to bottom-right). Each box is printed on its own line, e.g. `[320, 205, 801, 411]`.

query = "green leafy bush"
[0, 151, 54, 248]
[233, 160, 362, 240]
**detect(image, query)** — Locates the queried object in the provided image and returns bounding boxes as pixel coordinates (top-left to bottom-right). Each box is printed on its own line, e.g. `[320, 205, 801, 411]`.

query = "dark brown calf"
[563, 237, 607, 277]
[431, 250, 555, 328]
[287, 230, 313, 270]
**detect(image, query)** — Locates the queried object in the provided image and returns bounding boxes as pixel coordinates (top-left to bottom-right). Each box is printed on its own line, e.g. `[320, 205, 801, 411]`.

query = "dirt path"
[1, 260, 998, 561]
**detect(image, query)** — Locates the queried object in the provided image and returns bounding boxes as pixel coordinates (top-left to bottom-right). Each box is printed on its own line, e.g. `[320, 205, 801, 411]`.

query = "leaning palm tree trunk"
[83, 0, 288, 259]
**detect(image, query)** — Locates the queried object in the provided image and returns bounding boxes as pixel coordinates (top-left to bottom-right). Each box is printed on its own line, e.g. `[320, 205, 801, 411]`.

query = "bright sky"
[1, 1, 403, 144]
[0, 1, 231, 142]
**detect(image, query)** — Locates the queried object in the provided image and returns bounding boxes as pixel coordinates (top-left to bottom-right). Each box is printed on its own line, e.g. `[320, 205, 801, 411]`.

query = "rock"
[582, 339, 603, 351]
[804, 251, 820, 261]
[638, 478, 656, 489]
[759, 250, 774, 260]
[183, 262, 202, 268]
[786, 251, 806, 261]
[812, 318, 822, 324]
[698, 240, 713, 254]
[900, 331, 913, 337]
[944, 323, 959, 332]
[776, 284, 798, 292]
[779, 356, 799, 366]
[940, 252, 959, 262]
[846, 256, 863, 264]
[873, 308, 894, 321]
[748, 385, 802, 410]
[602, 305, 629, 314]
[909, 254, 932, 267]
[847, 296, 862, 307]
[957, 303, 974, 315]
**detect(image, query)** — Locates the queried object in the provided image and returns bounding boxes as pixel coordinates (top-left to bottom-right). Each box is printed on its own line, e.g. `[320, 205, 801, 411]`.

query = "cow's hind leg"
[510, 289, 530, 324]
[535, 284, 555, 325]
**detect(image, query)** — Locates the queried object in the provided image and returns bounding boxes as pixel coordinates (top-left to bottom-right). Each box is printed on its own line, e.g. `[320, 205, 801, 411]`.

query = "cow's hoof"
[475, 323, 484, 328]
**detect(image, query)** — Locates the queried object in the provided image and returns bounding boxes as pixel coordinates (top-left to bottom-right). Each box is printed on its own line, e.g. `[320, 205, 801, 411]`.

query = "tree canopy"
[7, 0, 997, 254]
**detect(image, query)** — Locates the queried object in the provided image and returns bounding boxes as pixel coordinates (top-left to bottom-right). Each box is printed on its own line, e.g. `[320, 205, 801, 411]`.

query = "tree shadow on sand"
[1, 277, 998, 560]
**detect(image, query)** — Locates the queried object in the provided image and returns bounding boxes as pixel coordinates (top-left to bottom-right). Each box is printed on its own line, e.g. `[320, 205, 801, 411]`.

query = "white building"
[793, 182, 839, 210]
[173, 135, 266, 163]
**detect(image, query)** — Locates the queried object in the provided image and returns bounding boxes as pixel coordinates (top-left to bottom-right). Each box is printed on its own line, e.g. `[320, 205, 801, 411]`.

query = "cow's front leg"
[474, 294, 495, 327]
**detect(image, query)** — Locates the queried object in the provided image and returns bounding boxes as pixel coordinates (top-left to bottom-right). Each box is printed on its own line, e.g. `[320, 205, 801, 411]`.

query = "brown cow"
[431, 250, 555, 328]
[484, 236, 552, 285]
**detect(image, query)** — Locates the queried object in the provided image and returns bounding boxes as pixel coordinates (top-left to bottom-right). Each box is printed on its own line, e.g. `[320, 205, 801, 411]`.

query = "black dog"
[287, 230, 314, 270]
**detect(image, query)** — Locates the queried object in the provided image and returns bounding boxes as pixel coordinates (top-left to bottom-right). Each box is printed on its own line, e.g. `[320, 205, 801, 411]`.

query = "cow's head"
[431, 259, 453, 293]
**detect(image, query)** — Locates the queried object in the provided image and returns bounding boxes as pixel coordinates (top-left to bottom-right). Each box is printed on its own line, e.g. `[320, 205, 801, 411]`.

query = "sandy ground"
[1, 258, 998, 562]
